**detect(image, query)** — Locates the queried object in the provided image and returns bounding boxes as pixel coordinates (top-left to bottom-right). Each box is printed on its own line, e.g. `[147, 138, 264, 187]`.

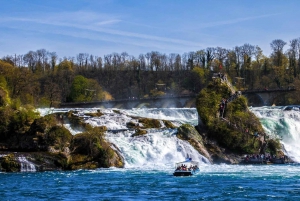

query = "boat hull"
[173, 171, 194, 176]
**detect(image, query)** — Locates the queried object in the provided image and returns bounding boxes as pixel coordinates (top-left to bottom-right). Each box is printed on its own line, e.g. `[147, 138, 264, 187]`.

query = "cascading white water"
[250, 106, 300, 162]
[106, 129, 209, 168]
[18, 156, 36, 172]
[124, 108, 199, 125]
[37, 108, 210, 168]
[37, 106, 300, 165]
[83, 108, 210, 168]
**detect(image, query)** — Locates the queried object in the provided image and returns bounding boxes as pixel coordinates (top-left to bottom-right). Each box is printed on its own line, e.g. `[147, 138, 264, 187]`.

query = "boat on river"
[173, 158, 200, 176]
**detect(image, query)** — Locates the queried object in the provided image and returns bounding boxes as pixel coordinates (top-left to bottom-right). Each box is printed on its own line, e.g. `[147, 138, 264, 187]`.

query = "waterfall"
[106, 129, 209, 169]
[251, 106, 300, 162]
[38, 108, 209, 168]
[18, 156, 36, 172]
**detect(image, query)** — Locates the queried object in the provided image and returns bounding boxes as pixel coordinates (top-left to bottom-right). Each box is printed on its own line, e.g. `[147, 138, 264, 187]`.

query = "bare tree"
[175, 54, 182, 71]
[49, 52, 57, 71]
[270, 39, 287, 66]
[214, 47, 228, 68]
[206, 47, 215, 69]
[23, 51, 38, 72]
[287, 39, 298, 77]
[138, 54, 146, 70]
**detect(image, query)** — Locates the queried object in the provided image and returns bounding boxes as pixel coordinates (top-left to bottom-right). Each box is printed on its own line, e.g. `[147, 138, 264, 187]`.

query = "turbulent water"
[250, 106, 300, 162]
[2, 165, 300, 200]
[39, 108, 209, 168]
[1, 106, 300, 200]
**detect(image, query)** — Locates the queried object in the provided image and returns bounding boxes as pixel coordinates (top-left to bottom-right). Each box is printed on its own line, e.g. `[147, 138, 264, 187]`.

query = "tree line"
[1, 37, 300, 107]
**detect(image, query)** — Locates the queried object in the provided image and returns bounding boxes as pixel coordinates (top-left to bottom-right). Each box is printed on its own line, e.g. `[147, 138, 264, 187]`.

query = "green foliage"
[46, 126, 72, 151]
[192, 67, 207, 85]
[11, 98, 21, 110]
[150, 89, 165, 97]
[70, 126, 116, 168]
[56, 59, 73, 72]
[70, 126, 105, 156]
[0, 75, 7, 88]
[69, 75, 104, 102]
[6, 105, 40, 134]
[0, 84, 10, 107]
[196, 80, 231, 125]
[28, 114, 57, 135]
[38, 96, 51, 108]
[196, 78, 264, 154]
[0, 107, 12, 139]
[69, 75, 88, 102]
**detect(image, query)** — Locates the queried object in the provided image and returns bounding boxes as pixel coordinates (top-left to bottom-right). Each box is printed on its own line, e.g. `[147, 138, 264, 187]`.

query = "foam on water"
[36, 107, 207, 168]
[106, 129, 209, 169]
[18, 156, 36, 172]
[37, 106, 300, 167]
[124, 108, 198, 125]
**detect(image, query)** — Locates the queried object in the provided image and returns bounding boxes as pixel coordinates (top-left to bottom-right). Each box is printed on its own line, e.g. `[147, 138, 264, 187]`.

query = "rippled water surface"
[1, 164, 300, 200]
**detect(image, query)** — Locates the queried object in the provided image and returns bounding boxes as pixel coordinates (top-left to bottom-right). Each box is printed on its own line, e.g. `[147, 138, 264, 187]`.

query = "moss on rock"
[0, 154, 20, 172]
[46, 126, 73, 152]
[162, 120, 177, 129]
[138, 118, 161, 128]
[131, 129, 147, 137]
[84, 110, 104, 117]
[196, 77, 280, 162]
[177, 124, 211, 161]
[69, 126, 124, 169]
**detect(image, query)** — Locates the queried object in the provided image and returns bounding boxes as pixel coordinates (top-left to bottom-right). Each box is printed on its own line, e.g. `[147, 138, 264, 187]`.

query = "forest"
[1, 38, 300, 108]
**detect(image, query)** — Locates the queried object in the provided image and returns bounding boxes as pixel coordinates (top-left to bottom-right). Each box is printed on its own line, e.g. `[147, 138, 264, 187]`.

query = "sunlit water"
[1, 165, 300, 200]
[1, 106, 300, 200]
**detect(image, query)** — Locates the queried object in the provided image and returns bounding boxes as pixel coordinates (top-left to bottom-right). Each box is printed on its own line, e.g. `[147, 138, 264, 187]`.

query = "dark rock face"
[0, 152, 68, 172]
[0, 154, 21, 172]
[177, 124, 211, 162]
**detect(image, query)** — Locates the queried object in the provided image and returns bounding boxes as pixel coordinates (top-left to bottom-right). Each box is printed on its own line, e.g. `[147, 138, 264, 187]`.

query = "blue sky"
[0, 0, 299, 58]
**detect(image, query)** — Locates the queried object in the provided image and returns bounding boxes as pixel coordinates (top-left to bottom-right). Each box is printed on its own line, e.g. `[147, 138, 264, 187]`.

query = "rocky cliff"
[0, 112, 124, 172]
[194, 75, 283, 164]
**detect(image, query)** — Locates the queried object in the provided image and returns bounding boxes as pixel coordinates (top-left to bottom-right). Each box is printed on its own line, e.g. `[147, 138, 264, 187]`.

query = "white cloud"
[198, 13, 281, 28]
[0, 11, 205, 48]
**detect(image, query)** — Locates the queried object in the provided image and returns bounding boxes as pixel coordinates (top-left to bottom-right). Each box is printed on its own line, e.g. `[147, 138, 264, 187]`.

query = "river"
[1, 106, 300, 200]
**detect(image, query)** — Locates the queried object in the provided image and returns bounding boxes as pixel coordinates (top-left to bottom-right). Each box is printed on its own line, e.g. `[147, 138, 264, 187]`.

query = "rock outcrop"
[0, 112, 124, 172]
[177, 124, 211, 162]
[195, 75, 282, 164]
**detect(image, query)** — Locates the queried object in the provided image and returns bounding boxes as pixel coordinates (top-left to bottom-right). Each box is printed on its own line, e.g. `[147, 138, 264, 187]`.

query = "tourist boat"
[173, 158, 200, 176]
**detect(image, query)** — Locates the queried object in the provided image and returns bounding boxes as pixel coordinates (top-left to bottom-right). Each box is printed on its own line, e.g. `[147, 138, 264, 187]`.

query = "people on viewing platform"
[243, 153, 287, 164]
[215, 72, 227, 82]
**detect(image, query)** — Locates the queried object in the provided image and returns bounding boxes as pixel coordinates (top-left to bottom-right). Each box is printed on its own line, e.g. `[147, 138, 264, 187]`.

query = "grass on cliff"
[196, 79, 280, 154]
